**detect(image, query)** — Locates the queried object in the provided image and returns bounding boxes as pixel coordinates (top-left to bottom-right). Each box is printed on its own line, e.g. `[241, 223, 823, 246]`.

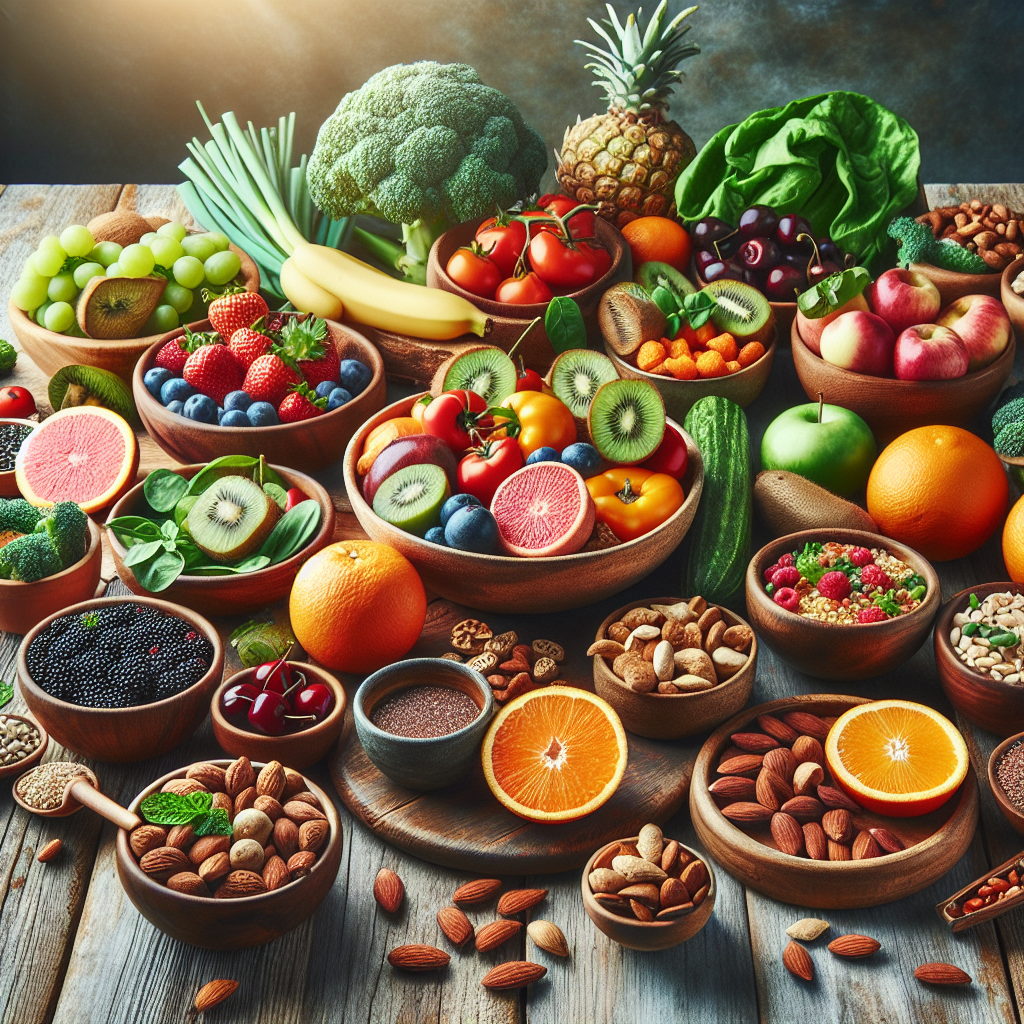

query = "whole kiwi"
[754, 470, 878, 537]
[598, 283, 666, 357]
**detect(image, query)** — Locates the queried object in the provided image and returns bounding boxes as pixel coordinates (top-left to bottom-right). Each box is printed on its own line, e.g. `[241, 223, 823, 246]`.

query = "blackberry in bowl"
[18, 596, 223, 763]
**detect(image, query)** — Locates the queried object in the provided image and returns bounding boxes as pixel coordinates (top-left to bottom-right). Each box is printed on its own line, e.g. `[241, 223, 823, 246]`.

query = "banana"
[280, 257, 344, 321]
[291, 241, 489, 341]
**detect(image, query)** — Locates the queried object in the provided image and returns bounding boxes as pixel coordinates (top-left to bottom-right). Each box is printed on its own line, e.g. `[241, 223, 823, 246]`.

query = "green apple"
[761, 400, 876, 496]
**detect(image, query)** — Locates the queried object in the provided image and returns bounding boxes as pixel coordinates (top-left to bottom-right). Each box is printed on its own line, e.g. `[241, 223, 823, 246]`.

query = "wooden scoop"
[12, 763, 141, 831]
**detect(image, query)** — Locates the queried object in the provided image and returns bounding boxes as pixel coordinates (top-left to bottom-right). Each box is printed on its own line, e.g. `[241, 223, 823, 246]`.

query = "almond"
[780, 796, 824, 823]
[282, 769, 305, 799]
[868, 827, 905, 854]
[212, 791, 233, 823]
[299, 819, 329, 853]
[594, 841, 637, 869]
[637, 822, 663, 862]
[618, 883, 660, 910]
[233, 786, 257, 815]
[437, 905, 474, 945]
[730, 731, 779, 752]
[291, 791, 324, 812]
[817, 785, 859, 811]
[828, 934, 880, 958]
[189, 835, 231, 866]
[162, 777, 207, 796]
[771, 812, 804, 857]
[756, 769, 793, 811]
[254, 795, 284, 821]
[167, 871, 210, 896]
[680, 859, 708, 895]
[803, 822, 828, 861]
[791, 735, 825, 765]
[588, 868, 628, 893]
[783, 940, 814, 982]
[721, 802, 773, 824]
[140, 846, 190, 881]
[373, 867, 404, 913]
[497, 888, 547, 915]
[388, 944, 450, 971]
[453, 877, 502, 905]
[198, 852, 231, 884]
[282, 800, 326, 824]
[165, 824, 196, 850]
[631, 899, 654, 921]
[256, 760, 286, 801]
[186, 763, 226, 792]
[215, 869, 267, 898]
[593, 892, 631, 915]
[821, 809, 853, 843]
[660, 877, 690, 909]
[660, 840, 680, 874]
[287, 851, 316, 879]
[786, 918, 830, 942]
[757, 714, 799, 744]
[475, 919, 522, 952]
[828, 840, 851, 862]
[717, 753, 764, 776]
[527, 920, 569, 957]
[129, 824, 167, 859]
[263, 855, 289, 891]
[224, 756, 255, 797]
[657, 902, 695, 919]
[792, 761, 824, 796]
[852, 830, 881, 860]
[481, 962, 547, 990]
[783, 711, 830, 740]
[692, 883, 710, 907]
[37, 839, 62, 863]
[611, 855, 667, 884]
[273, 817, 300, 861]
[914, 962, 971, 985]
[194, 979, 238, 1013]
[762, 747, 797, 781]
[708, 776, 756, 800]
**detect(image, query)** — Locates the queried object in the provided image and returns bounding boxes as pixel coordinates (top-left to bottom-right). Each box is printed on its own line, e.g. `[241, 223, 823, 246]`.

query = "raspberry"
[849, 547, 873, 567]
[771, 566, 801, 589]
[773, 586, 800, 612]
[860, 564, 893, 590]
[777, 553, 795, 567]
[818, 571, 852, 600]
[764, 563, 780, 582]
[858, 605, 889, 623]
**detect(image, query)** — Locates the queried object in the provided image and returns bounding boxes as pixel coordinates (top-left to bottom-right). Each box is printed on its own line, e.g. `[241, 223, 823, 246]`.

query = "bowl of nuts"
[115, 756, 342, 949]
[581, 822, 715, 951]
[590, 596, 756, 740]
[0, 709, 47, 780]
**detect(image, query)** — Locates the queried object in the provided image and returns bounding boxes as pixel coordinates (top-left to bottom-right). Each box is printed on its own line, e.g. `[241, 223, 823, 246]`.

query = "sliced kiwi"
[185, 475, 279, 562]
[636, 261, 697, 302]
[77, 275, 166, 340]
[48, 365, 137, 423]
[702, 279, 775, 345]
[372, 463, 450, 537]
[598, 283, 666, 357]
[549, 349, 618, 419]
[588, 379, 666, 465]
[438, 346, 516, 405]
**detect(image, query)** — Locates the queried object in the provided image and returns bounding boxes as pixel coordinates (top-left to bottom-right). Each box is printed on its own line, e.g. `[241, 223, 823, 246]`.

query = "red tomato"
[457, 438, 523, 506]
[445, 245, 502, 300]
[475, 218, 528, 279]
[0, 386, 36, 419]
[581, 240, 612, 281]
[642, 424, 689, 479]
[537, 193, 596, 239]
[529, 232, 597, 289]
[421, 390, 490, 453]
[495, 272, 553, 305]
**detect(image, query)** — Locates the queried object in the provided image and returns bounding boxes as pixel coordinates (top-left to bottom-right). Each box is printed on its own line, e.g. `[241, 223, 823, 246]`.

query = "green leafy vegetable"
[257, 500, 321, 565]
[132, 550, 187, 592]
[544, 297, 587, 354]
[873, 589, 902, 617]
[191, 809, 233, 837]
[0, 681, 12, 709]
[140, 790, 213, 826]
[143, 469, 190, 513]
[230, 620, 295, 668]
[264, 482, 288, 510]
[794, 542, 827, 585]
[797, 266, 871, 319]
[969, 593, 980, 610]
[682, 291, 716, 329]
[650, 286, 677, 317]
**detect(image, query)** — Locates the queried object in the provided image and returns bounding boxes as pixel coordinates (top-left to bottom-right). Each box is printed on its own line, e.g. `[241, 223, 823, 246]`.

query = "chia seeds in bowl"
[0, 422, 32, 472]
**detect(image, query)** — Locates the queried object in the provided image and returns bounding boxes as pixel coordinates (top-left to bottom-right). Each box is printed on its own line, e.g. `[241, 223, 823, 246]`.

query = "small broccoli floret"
[0, 498, 45, 536]
[34, 501, 88, 569]
[0, 533, 61, 582]
[993, 397, 1024, 436]
[995, 421, 1024, 458]
[0, 340, 17, 376]
[887, 216, 989, 273]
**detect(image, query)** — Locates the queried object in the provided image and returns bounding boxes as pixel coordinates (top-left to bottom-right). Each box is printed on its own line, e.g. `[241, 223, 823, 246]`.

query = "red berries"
[770, 565, 801, 589]
[849, 547, 873, 567]
[773, 586, 800, 612]
[817, 570, 852, 601]
[219, 656, 331, 736]
[860, 564, 893, 591]
[858, 605, 889, 623]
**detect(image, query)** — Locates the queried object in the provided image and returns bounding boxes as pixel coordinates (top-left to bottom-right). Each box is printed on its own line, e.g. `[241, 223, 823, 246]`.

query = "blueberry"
[338, 358, 372, 396]
[182, 393, 218, 423]
[166, 400, 184, 416]
[527, 446, 560, 465]
[247, 401, 279, 427]
[144, 367, 173, 400]
[444, 505, 498, 554]
[327, 387, 353, 411]
[560, 442, 602, 478]
[216, 407, 226, 424]
[220, 409, 250, 427]
[160, 377, 195, 406]
[223, 389, 253, 412]
[315, 380, 340, 399]
[440, 492, 482, 528]
[424, 526, 447, 545]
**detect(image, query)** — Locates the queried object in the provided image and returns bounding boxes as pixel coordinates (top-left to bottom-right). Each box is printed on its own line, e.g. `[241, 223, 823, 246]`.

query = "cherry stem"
[281, 670, 307, 701]
[798, 233, 823, 276]
[712, 228, 740, 261]
[507, 316, 542, 360]
[283, 714, 317, 723]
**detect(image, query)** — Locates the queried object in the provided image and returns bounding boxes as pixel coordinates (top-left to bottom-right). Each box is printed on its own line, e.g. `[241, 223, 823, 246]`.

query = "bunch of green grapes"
[10, 222, 245, 337]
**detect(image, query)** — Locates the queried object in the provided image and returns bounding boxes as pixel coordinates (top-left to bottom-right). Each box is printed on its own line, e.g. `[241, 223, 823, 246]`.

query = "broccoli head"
[34, 501, 88, 569]
[993, 396, 1024, 437]
[0, 498, 44, 537]
[0, 532, 62, 582]
[995, 420, 1024, 458]
[887, 216, 989, 273]
[0, 340, 17, 377]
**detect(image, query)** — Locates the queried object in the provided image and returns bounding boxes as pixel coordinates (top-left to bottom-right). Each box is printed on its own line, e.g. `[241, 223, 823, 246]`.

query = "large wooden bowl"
[935, 583, 1024, 738]
[745, 528, 941, 680]
[791, 317, 1014, 445]
[1001, 255, 1024, 341]
[115, 759, 342, 948]
[343, 394, 704, 613]
[17, 595, 224, 762]
[988, 733, 1024, 837]
[0, 519, 103, 635]
[133, 318, 386, 472]
[8, 244, 259, 385]
[592, 596, 756, 739]
[106, 463, 335, 618]
[910, 261, 1003, 308]
[690, 694, 979, 909]
[0, 417, 36, 497]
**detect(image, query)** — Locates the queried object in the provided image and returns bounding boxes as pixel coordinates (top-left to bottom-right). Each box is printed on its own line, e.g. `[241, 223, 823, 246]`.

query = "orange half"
[824, 700, 969, 817]
[481, 686, 627, 823]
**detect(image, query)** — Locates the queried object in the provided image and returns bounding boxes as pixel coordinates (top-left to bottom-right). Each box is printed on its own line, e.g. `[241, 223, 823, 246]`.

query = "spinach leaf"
[0, 681, 12, 710]
[258, 500, 322, 565]
[185, 456, 261, 496]
[132, 549, 185, 592]
[143, 469, 189, 513]
[236, 554, 272, 572]
[544, 297, 587, 353]
[264, 482, 288, 509]
[682, 291, 717, 329]
[106, 517, 163, 545]
[123, 540, 166, 568]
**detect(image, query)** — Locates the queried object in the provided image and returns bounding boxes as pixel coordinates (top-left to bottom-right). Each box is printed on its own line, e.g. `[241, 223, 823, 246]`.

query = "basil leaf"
[132, 549, 185, 592]
[258, 500, 321, 565]
[160, 520, 179, 541]
[140, 792, 198, 826]
[236, 554, 272, 572]
[0, 680, 12, 709]
[544, 296, 586, 353]
[682, 291, 716, 329]
[192, 808, 232, 837]
[143, 469, 189, 513]
[123, 540, 166, 567]
[797, 266, 871, 319]
[185, 456, 261, 496]
[264, 481, 288, 510]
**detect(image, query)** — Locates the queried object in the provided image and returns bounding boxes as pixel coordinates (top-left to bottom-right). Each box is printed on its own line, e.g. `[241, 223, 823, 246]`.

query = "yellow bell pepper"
[586, 467, 686, 541]
[493, 390, 576, 458]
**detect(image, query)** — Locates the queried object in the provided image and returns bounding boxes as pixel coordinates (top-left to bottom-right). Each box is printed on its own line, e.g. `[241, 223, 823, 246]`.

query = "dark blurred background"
[1, 0, 1021, 187]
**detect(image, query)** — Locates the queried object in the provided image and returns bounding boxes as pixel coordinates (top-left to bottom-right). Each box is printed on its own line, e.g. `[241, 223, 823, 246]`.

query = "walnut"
[439, 652, 463, 662]
[467, 651, 498, 674]
[612, 652, 644, 679]
[622, 607, 663, 631]
[532, 657, 559, 683]
[484, 630, 518, 658]
[680, 622, 703, 649]
[623, 660, 658, 693]
[582, 522, 622, 551]
[532, 639, 565, 663]
[661, 618, 689, 648]
[607, 622, 631, 644]
[451, 619, 493, 653]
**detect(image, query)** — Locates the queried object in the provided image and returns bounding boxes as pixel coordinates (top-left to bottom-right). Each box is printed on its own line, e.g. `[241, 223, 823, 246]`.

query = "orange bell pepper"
[493, 390, 576, 458]
[585, 467, 686, 541]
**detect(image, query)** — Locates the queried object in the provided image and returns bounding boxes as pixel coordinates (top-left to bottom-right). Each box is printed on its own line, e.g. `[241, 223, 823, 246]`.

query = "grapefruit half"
[16, 407, 138, 513]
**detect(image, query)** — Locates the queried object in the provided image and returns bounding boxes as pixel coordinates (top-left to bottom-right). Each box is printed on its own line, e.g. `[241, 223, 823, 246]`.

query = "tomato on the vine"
[457, 437, 523, 506]
[475, 217, 528, 279]
[421, 390, 490, 453]
[495, 272, 553, 305]
[445, 243, 502, 300]
[642, 424, 689, 479]
[580, 240, 611, 281]
[537, 193, 596, 239]
[528, 231, 597, 289]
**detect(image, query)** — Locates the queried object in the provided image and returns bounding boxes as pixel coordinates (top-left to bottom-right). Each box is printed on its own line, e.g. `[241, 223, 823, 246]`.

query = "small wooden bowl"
[910, 261, 1003, 308]
[988, 733, 1024, 836]
[342, 393, 704, 613]
[133, 318, 386, 473]
[106, 463, 335, 618]
[690, 694, 979, 909]
[0, 519, 103, 635]
[211, 663, 346, 770]
[935, 583, 1024, 737]
[592, 596, 756, 739]
[745, 528, 940, 680]
[603, 325, 777, 423]
[1001, 255, 1024, 341]
[17, 595, 224, 763]
[0, 418, 36, 497]
[8, 244, 258, 385]
[791, 318, 1015, 445]
[581, 835, 715, 950]
[0, 712, 48, 781]
[114, 759, 342, 949]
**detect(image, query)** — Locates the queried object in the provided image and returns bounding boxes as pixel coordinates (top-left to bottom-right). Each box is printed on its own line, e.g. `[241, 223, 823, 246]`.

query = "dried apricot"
[667, 338, 692, 360]
[695, 350, 729, 378]
[664, 355, 698, 380]
[737, 341, 766, 367]
[636, 340, 667, 372]
[705, 333, 739, 361]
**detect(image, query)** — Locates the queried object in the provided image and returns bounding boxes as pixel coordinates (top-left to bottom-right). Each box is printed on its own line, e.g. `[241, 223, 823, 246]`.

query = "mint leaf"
[795, 542, 827, 585]
[682, 291, 716, 329]
[0, 680, 12, 710]
[140, 792, 200, 826]
[192, 809, 232, 836]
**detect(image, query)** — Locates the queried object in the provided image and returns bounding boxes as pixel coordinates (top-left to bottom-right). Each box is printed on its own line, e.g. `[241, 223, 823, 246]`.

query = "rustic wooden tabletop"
[1, 182, 1023, 1024]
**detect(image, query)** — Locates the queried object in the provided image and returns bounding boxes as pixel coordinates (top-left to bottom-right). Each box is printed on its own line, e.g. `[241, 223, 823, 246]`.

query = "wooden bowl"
[8, 245, 259, 385]
[935, 583, 1024, 737]
[581, 835, 715, 950]
[791, 317, 1015, 445]
[0, 712, 48, 781]
[592, 596, 756, 739]
[0, 519, 103, 635]
[690, 694, 979, 909]
[910, 261, 1003, 308]
[114, 759, 342, 948]
[211, 663, 346, 770]
[988, 733, 1024, 836]
[342, 393, 704, 613]
[0, 418, 36, 497]
[17, 595, 224, 762]
[133, 318, 386, 473]
[604, 325, 777, 423]
[106, 463, 335, 618]
[745, 528, 940, 680]
[1001, 255, 1024, 341]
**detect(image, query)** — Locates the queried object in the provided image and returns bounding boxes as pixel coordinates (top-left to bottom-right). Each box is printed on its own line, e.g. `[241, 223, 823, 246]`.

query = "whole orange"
[1003, 496, 1024, 581]
[620, 216, 691, 273]
[866, 425, 1008, 561]
[289, 540, 426, 673]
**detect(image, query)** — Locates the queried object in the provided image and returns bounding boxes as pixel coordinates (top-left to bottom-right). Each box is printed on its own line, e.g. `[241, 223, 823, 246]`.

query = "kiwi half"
[588, 379, 666, 465]
[48, 365, 137, 423]
[185, 475, 279, 562]
[598, 282, 666, 358]
[635, 261, 696, 302]
[77, 275, 165, 340]
[86, 210, 154, 248]
[437, 346, 516, 405]
[549, 349, 618, 419]
[702, 279, 774, 345]
[372, 463, 450, 537]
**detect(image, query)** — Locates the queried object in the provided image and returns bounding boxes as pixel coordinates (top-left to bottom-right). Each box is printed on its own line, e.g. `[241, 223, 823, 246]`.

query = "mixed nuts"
[917, 201, 1023, 271]
[949, 591, 1024, 685]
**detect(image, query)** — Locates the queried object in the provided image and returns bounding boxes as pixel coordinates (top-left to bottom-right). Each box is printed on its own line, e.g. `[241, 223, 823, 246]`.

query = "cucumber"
[683, 396, 752, 606]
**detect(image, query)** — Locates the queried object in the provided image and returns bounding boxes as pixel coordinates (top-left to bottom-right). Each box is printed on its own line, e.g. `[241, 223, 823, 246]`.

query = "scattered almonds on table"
[950, 592, 1024, 684]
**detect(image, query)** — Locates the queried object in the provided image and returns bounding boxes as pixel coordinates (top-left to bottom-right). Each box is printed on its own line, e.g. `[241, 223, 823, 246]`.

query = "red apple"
[935, 294, 1012, 372]
[361, 434, 459, 505]
[893, 324, 970, 381]
[865, 268, 941, 335]
[796, 292, 869, 355]
[819, 310, 896, 377]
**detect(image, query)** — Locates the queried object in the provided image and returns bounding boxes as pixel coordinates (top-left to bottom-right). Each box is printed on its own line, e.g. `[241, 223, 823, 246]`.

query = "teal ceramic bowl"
[353, 659, 494, 791]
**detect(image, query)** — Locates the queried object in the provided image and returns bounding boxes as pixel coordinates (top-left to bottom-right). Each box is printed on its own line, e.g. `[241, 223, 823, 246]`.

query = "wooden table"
[1, 182, 1023, 1024]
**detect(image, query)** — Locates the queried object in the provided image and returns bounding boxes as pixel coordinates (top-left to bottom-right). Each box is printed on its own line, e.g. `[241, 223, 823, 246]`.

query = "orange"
[1003, 494, 1024, 582]
[824, 700, 969, 817]
[621, 216, 691, 273]
[481, 686, 627, 822]
[866, 425, 1008, 561]
[288, 540, 425, 673]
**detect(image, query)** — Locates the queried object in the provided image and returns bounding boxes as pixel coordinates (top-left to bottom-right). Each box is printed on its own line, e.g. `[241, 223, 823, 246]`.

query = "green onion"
[962, 622, 979, 636]
[909, 585, 926, 601]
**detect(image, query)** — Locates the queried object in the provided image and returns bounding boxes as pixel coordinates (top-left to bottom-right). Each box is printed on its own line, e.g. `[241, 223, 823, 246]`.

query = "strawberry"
[155, 326, 217, 375]
[279, 316, 339, 389]
[229, 321, 273, 369]
[278, 383, 327, 423]
[207, 290, 269, 340]
[183, 343, 244, 405]
[243, 353, 303, 407]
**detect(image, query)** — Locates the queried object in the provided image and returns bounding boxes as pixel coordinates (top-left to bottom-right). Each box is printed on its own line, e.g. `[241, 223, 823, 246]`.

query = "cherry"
[738, 205, 779, 240]
[221, 682, 259, 717]
[691, 216, 734, 250]
[765, 265, 806, 302]
[776, 214, 813, 249]
[738, 237, 780, 273]
[248, 690, 290, 735]
[807, 260, 841, 288]
[255, 659, 295, 695]
[816, 237, 843, 265]
[702, 260, 743, 283]
[694, 249, 721, 276]
[284, 487, 309, 512]
[293, 682, 334, 720]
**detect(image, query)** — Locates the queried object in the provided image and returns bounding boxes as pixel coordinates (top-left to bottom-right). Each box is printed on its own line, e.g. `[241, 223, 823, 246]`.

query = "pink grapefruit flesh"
[490, 462, 595, 557]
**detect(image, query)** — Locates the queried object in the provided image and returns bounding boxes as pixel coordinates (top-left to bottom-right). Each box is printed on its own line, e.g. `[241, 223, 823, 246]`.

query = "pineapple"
[556, 3, 700, 227]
